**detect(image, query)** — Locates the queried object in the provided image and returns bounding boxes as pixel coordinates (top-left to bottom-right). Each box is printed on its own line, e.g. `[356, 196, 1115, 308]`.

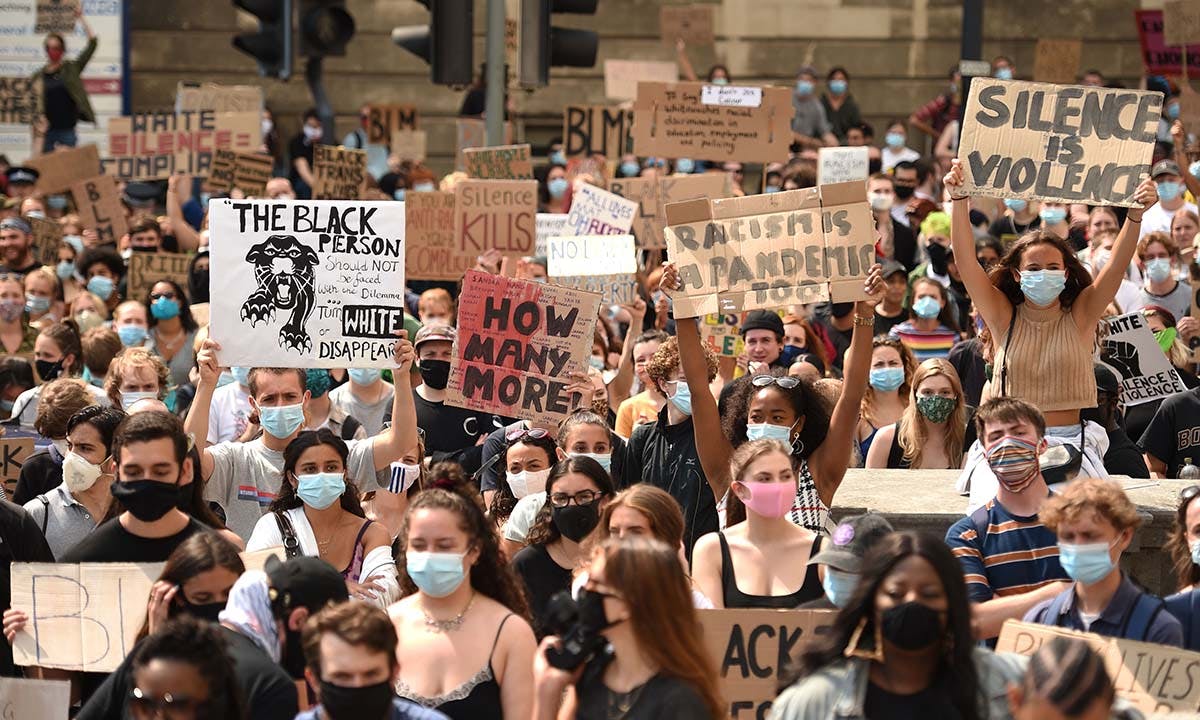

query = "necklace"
[421, 592, 475, 633]
[606, 682, 648, 720]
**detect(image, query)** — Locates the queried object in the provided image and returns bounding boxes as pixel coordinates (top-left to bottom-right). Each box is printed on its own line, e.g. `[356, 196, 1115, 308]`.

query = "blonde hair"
[418, 288, 455, 318]
[897, 358, 965, 469]
[1039, 477, 1141, 533]
[104, 347, 169, 407]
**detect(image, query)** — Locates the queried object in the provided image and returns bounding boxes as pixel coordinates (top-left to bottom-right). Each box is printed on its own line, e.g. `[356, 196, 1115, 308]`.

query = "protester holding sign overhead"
[34, 6, 97, 153]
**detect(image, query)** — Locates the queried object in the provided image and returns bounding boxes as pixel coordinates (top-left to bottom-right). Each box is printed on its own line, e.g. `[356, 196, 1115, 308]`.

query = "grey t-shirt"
[790, 95, 832, 137]
[1134, 280, 1192, 327]
[23, 482, 99, 559]
[329, 382, 394, 436]
[205, 437, 379, 540]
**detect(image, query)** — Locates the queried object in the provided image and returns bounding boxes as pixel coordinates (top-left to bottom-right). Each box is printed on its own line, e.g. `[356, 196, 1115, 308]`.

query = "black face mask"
[926, 242, 950, 277]
[179, 597, 226, 623]
[176, 480, 195, 512]
[111, 479, 180, 522]
[319, 679, 395, 720]
[190, 269, 210, 304]
[830, 302, 855, 319]
[552, 501, 601, 543]
[893, 184, 915, 200]
[282, 626, 308, 679]
[419, 359, 450, 390]
[880, 601, 943, 651]
[35, 359, 62, 382]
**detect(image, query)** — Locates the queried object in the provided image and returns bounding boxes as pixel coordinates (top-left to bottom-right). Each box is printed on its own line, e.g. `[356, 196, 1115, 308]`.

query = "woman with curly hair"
[489, 427, 559, 531]
[390, 462, 536, 720]
[856, 337, 916, 461]
[866, 358, 967, 470]
[127, 615, 245, 720]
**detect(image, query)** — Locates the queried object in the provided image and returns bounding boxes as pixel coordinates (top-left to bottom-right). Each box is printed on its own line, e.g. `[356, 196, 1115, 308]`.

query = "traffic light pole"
[484, 0, 506, 145]
[305, 56, 336, 144]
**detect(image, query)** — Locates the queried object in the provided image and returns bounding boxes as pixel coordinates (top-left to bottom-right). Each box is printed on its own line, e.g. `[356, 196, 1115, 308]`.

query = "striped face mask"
[984, 436, 1040, 492]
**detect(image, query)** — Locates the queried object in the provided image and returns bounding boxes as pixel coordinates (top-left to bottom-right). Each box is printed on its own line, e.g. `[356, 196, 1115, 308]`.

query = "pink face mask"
[47, 47, 64, 63]
[739, 481, 794, 519]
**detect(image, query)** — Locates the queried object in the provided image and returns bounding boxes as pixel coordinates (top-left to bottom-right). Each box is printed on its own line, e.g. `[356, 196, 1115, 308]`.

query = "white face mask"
[121, 391, 159, 412]
[389, 462, 422, 494]
[63, 451, 106, 493]
[506, 467, 551, 499]
[869, 193, 894, 212]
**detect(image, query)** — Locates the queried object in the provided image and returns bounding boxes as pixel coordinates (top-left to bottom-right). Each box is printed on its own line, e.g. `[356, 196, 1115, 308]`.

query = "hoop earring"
[791, 436, 805, 456]
[845, 616, 884, 663]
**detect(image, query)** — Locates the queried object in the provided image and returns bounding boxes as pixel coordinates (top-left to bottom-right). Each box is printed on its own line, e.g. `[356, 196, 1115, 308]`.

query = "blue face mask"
[216, 371, 236, 389]
[828, 79, 847, 95]
[1019, 269, 1067, 307]
[295, 472, 345, 510]
[87, 275, 115, 301]
[81, 366, 104, 388]
[0, 398, 13, 415]
[869, 366, 905, 392]
[675, 158, 695, 174]
[746, 422, 793, 442]
[780, 345, 803, 366]
[117, 324, 148, 347]
[885, 132, 905, 149]
[413, 182, 436, 192]
[259, 402, 305, 439]
[1167, 104, 1180, 121]
[1191, 539, 1200, 567]
[995, 67, 1013, 80]
[1157, 181, 1183, 203]
[406, 551, 467, 598]
[620, 161, 640, 178]
[24, 294, 50, 315]
[710, 76, 729, 86]
[1058, 540, 1117, 585]
[912, 295, 942, 319]
[1003, 198, 1027, 212]
[232, 366, 251, 387]
[765, 184, 781, 194]
[393, 189, 406, 201]
[570, 452, 612, 473]
[548, 177, 569, 199]
[549, 150, 566, 166]
[795, 79, 814, 95]
[666, 381, 692, 416]
[150, 297, 181, 320]
[1145, 257, 1173, 283]
[56, 261, 75, 280]
[348, 368, 380, 386]
[822, 568, 858, 609]
[1039, 207, 1067, 225]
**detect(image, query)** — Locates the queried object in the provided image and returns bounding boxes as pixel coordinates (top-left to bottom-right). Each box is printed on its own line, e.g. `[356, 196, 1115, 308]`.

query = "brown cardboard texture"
[128, 253, 192, 301]
[1164, 0, 1200, 47]
[69, 175, 127, 246]
[312, 145, 367, 200]
[176, 83, 263, 113]
[391, 130, 428, 162]
[604, 60, 678, 102]
[660, 4, 715, 45]
[104, 111, 260, 180]
[405, 191, 462, 281]
[27, 216, 62, 268]
[957, 79, 1161, 208]
[365, 104, 418, 144]
[464, 144, 534, 180]
[612, 173, 733, 250]
[563, 106, 634, 158]
[1033, 39, 1083, 84]
[27, 144, 100, 194]
[453, 180, 538, 267]
[456, 119, 514, 171]
[632, 82, 793, 164]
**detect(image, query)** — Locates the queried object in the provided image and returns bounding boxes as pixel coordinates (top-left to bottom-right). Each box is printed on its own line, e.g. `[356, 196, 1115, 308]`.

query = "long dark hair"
[526, 456, 614, 547]
[144, 278, 199, 332]
[908, 277, 961, 333]
[786, 531, 981, 720]
[398, 462, 529, 617]
[488, 433, 559, 525]
[137, 533, 245, 641]
[720, 372, 831, 458]
[1167, 489, 1200, 592]
[131, 616, 245, 720]
[270, 429, 365, 517]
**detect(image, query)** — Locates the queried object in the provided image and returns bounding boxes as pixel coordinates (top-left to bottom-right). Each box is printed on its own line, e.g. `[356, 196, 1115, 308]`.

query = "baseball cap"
[880, 259, 906, 280]
[266, 555, 349, 614]
[414, 323, 456, 350]
[1093, 363, 1120, 397]
[741, 310, 784, 337]
[5, 166, 38, 186]
[809, 513, 895, 573]
[1151, 160, 1182, 179]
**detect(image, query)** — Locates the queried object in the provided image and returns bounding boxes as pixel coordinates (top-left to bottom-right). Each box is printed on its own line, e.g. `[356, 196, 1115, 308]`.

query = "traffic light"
[298, 0, 356, 57]
[519, 0, 599, 87]
[232, 0, 293, 80]
[392, 0, 474, 86]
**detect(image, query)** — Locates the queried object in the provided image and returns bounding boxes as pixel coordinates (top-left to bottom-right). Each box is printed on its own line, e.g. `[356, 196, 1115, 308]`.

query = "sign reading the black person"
[1098, 312, 1186, 406]
[957, 79, 1162, 208]
[208, 199, 406, 368]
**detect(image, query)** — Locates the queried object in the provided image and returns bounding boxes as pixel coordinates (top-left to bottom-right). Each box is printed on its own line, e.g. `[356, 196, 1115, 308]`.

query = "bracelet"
[1128, 215, 1142, 224]
[950, 194, 969, 202]
[853, 314, 873, 327]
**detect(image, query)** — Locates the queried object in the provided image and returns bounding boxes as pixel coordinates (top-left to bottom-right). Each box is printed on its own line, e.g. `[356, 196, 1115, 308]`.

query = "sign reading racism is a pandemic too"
[208, 199, 406, 368]
[664, 182, 874, 318]
[632, 82, 793, 164]
[1099, 311, 1186, 406]
[957, 79, 1162, 207]
[447, 271, 602, 426]
[103, 111, 260, 180]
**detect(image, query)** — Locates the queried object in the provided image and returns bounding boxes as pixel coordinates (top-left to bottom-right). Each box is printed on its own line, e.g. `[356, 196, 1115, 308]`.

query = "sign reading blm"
[957, 79, 1161, 207]
[208, 199, 406, 368]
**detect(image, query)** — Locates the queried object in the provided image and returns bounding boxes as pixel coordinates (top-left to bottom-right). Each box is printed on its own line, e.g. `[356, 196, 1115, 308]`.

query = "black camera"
[542, 591, 609, 670]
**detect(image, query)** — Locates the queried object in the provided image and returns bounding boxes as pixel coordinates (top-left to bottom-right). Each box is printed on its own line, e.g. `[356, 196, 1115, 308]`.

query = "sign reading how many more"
[103, 111, 261, 180]
[1099, 311, 1186, 406]
[664, 182, 875, 318]
[633, 82, 794, 164]
[956, 79, 1162, 207]
[447, 270, 602, 426]
[548, 234, 639, 305]
[208, 199, 406, 368]
[70, 175, 127, 245]
[312, 144, 367, 200]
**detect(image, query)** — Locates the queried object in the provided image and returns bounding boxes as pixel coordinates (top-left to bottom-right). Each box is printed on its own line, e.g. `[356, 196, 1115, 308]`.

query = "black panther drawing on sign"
[241, 234, 320, 353]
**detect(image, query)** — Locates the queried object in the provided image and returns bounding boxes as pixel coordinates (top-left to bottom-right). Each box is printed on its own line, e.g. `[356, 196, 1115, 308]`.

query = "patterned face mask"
[915, 394, 955, 424]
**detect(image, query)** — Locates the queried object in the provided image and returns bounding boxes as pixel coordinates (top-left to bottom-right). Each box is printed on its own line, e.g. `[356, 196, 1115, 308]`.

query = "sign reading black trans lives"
[208, 199, 405, 368]
[957, 79, 1162, 207]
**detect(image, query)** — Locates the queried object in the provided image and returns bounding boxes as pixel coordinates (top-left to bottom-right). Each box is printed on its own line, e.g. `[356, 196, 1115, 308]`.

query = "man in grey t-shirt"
[329, 368, 394, 436]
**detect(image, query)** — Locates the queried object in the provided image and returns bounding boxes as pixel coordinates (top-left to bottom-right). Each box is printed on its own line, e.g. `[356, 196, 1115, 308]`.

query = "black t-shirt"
[78, 625, 299, 720]
[12, 447, 63, 506]
[873, 309, 906, 338]
[863, 679, 960, 720]
[288, 133, 316, 183]
[574, 654, 713, 720]
[60, 516, 211, 563]
[42, 69, 77, 130]
[1139, 387, 1200, 478]
[988, 214, 1041, 242]
[0, 260, 42, 277]
[0, 499, 54, 677]
[413, 391, 499, 474]
[512, 543, 573, 637]
[1105, 427, 1151, 478]
[948, 338, 987, 409]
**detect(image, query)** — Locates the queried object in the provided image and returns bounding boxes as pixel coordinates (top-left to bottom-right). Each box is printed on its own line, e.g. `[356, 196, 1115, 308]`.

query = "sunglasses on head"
[1181, 484, 1200, 504]
[751, 375, 800, 389]
[505, 427, 549, 443]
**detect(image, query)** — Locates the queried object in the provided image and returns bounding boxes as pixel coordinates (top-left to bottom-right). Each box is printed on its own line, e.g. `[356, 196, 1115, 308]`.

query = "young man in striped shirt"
[946, 397, 1070, 640]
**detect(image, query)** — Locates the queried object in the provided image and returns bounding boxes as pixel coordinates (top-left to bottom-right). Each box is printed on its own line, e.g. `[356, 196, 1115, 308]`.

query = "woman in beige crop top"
[945, 159, 1158, 427]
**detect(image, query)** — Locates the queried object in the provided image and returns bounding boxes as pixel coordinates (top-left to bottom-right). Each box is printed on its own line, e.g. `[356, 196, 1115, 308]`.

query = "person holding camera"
[532, 537, 724, 720]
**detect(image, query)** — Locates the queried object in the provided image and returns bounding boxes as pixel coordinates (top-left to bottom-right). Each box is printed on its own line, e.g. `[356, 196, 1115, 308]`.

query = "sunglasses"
[751, 375, 800, 389]
[129, 688, 203, 720]
[1181, 485, 1200, 504]
[505, 427, 549, 443]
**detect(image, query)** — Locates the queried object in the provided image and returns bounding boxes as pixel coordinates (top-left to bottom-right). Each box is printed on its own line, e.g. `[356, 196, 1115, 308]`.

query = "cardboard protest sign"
[818, 146, 869, 185]
[565, 183, 638, 236]
[660, 4, 715, 45]
[446, 270, 601, 425]
[604, 60, 678, 102]
[1099, 311, 1186, 406]
[0, 77, 41, 125]
[35, 0, 80, 33]
[70, 175, 128, 246]
[365, 104, 418, 145]
[11, 562, 164, 672]
[0, 678, 71, 720]
[565, 156, 610, 188]
[548, 234, 638, 305]
[0, 438, 35, 492]
[405, 191, 461, 281]
[26, 144, 101, 194]
[536, 213, 569, 257]
[699, 609, 836, 719]
[664, 182, 874, 318]
[175, 83, 263, 114]
[1033, 39, 1083, 84]
[204, 149, 273, 196]
[208, 199, 406, 368]
[455, 119, 514, 171]
[453, 179, 538, 266]
[633, 82, 793, 164]
[1134, 11, 1200, 83]
[127, 252, 192, 302]
[1164, 0, 1200, 48]
[1180, 85, 1200, 132]
[312, 144, 368, 200]
[699, 311, 783, 357]
[464, 144, 534, 180]
[26, 216, 62, 269]
[563, 106, 634, 159]
[997, 620, 1200, 714]
[611, 173, 733, 250]
[391, 129, 428, 162]
[104, 111, 261, 180]
[957, 79, 1161, 208]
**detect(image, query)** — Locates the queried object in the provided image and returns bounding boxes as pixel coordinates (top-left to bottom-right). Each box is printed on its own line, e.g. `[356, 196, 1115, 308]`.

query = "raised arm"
[166, 175, 201, 252]
[369, 332, 418, 472]
[1075, 176, 1156, 327]
[1173, 120, 1200, 200]
[606, 298, 646, 409]
[675, 38, 698, 82]
[184, 338, 219, 481]
[944, 159, 1012, 334]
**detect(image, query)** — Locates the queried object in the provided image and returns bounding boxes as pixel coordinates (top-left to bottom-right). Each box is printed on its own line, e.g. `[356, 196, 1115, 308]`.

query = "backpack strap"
[1121, 592, 1166, 642]
[273, 510, 302, 558]
[1164, 591, 1200, 649]
[1044, 585, 1075, 627]
[37, 495, 50, 535]
[968, 503, 991, 543]
[999, 303, 1018, 398]
[340, 413, 361, 441]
